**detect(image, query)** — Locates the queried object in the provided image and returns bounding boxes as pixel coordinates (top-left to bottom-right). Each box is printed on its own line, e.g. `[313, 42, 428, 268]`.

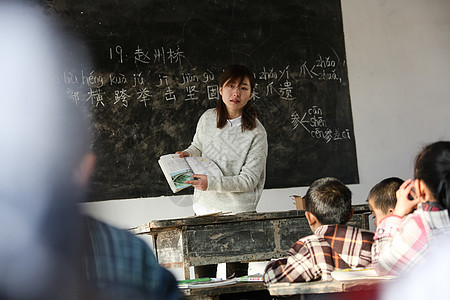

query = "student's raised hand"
[176, 151, 190, 158]
[185, 174, 208, 191]
[394, 179, 420, 218]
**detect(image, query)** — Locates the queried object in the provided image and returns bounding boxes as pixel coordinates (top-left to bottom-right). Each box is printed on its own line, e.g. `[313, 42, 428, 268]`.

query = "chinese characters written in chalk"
[58, 68, 219, 107]
[258, 65, 296, 101]
[109, 45, 185, 67]
[299, 55, 343, 82]
[57, 50, 346, 108]
[292, 105, 351, 143]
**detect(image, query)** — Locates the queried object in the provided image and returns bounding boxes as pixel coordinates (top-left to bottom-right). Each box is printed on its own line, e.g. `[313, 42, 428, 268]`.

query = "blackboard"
[43, 0, 359, 201]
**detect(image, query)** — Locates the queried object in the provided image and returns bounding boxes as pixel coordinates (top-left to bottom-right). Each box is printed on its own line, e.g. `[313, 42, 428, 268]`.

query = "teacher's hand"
[185, 174, 208, 191]
[176, 151, 190, 158]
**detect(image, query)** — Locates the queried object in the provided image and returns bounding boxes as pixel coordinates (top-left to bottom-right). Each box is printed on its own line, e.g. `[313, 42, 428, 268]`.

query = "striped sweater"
[372, 202, 450, 275]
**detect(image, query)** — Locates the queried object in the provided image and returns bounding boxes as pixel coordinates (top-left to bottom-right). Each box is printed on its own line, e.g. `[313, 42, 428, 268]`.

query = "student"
[176, 64, 268, 278]
[0, 2, 87, 298]
[80, 215, 181, 300]
[367, 177, 404, 227]
[0, 2, 181, 298]
[73, 140, 181, 299]
[372, 141, 450, 276]
[263, 177, 374, 284]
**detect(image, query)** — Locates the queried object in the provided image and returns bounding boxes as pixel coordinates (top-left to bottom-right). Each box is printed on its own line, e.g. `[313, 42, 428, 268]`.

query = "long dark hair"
[216, 64, 259, 131]
[414, 141, 450, 215]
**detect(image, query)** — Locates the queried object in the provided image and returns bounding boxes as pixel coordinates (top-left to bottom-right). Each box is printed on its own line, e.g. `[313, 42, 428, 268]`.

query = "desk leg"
[152, 234, 158, 262]
[181, 227, 191, 279]
[183, 263, 190, 280]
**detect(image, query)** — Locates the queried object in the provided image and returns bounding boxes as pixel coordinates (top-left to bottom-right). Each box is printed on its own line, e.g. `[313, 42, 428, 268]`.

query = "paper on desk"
[331, 267, 396, 281]
[236, 274, 263, 282]
[178, 278, 237, 289]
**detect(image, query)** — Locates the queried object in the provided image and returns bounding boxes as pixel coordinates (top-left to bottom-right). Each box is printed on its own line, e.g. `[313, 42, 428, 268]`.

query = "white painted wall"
[81, 0, 450, 230]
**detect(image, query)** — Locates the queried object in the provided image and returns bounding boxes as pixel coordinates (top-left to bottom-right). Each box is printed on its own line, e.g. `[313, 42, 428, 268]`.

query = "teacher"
[176, 64, 268, 278]
[177, 64, 268, 215]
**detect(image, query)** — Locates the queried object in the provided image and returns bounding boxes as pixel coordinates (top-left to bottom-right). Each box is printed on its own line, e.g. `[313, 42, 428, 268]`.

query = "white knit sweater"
[185, 108, 268, 214]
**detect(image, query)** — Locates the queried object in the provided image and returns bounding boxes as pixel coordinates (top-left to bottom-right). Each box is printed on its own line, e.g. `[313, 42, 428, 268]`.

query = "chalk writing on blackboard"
[59, 52, 352, 144]
[300, 55, 343, 82]
[291, 106, 352, 143]
[109, 45, 186, 66]
[56, 53, 346, 108]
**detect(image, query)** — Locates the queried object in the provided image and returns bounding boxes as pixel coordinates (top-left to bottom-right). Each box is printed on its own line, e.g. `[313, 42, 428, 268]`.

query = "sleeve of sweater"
[208, 125, 268, 192]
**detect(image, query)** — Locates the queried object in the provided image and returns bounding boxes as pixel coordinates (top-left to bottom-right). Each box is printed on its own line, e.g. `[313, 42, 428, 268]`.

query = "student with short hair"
[263, 177, 374, 284]
[367, 177, 404, 227]
[372, 141, 450, 276]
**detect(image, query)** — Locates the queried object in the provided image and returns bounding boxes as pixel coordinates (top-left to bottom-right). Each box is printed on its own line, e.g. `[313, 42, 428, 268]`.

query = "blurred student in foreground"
[377, 142, 450, 300]
[0, 1, 85, 298]
[80, 215, 181, 300]
[372, 141, 450, 276]
[0, 2, 180, 299]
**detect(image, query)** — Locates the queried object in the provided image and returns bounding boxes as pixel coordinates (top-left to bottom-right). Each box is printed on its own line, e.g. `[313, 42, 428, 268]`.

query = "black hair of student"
[368, 177, 404, 214]
[304, 177, 352, 225]
[414, 141, 450, 216]
[216, 64, 259, 131]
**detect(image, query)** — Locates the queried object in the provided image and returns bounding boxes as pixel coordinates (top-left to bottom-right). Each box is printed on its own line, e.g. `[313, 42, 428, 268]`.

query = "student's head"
[414, 141, 450, 211]
[367, 177, 404, 226]
[0, 1, 91, 201]
[304, 177, 353, 232]
[216, 64, 259, 131]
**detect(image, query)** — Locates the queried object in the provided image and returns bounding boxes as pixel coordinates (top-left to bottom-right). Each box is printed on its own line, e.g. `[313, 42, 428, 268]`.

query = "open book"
[158, 154, 223, 193]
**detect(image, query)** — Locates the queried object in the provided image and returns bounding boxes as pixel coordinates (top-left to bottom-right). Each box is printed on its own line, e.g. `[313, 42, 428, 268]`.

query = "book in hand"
[158, 154, 223, 193]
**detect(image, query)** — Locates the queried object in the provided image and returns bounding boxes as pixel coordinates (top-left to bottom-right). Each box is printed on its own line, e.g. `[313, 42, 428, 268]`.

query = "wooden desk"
[131, 205, 370, 280]
[182, 282, 269, 300]
[268, 278, 388, 300]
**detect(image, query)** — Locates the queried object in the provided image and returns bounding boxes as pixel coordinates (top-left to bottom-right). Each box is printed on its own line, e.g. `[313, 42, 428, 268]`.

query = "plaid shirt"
[372, 203, 450, 276]
[80, 216, 181, 300]
[263, 224, 374, 284]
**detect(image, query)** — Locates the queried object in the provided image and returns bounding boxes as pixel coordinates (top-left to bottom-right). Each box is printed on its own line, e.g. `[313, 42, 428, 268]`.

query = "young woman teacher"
[176, 65, 268, 278]
[177, 64, 268, 215]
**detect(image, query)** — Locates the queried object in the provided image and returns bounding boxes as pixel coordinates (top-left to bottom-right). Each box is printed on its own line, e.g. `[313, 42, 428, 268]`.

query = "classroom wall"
[81, 0, 450, 229]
